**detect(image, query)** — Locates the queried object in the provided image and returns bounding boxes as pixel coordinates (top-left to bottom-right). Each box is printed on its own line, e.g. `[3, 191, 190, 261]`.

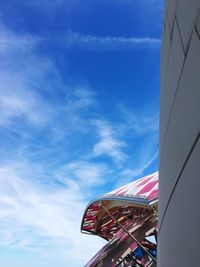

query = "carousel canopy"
[81, 172, 158, 240]
[104, 171, 158, 204]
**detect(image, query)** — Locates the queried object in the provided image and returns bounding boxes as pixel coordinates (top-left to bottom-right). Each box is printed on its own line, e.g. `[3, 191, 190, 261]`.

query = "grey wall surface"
[159, 1, 200, 266]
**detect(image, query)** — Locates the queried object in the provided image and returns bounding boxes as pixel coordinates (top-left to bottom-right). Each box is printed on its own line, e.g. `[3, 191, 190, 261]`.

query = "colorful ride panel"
[81, 172, 158, 267]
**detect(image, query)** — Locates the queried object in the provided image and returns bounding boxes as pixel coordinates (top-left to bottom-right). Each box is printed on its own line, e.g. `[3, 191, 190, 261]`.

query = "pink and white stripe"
[106, 172, 158, 201]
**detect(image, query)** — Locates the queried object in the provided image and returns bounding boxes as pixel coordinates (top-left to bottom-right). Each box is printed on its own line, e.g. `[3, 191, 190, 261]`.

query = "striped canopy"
[81, 172, 158, 240]
[105, 172, 158, 203]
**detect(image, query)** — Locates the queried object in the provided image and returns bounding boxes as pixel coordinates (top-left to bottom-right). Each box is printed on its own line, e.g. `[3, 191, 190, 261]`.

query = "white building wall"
[159, 1, 200, 266]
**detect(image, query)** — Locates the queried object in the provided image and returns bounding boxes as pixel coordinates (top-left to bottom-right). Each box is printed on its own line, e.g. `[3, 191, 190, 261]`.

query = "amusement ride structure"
[81, 172, 158, 267]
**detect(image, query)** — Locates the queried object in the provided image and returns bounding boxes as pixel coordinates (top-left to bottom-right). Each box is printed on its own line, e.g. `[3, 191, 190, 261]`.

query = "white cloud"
[0, 25, 109, 265]
[0, 24, 57, 129]
[65, 31, 161, 51]
[93, 120, 127, 162]
[0, 21, 160, 55]
[0, 163, 106, 264]
[0, 26, 96, 134]
[65, 88, 95, 111]
[0, 87, 50, 127]
[0, 25, 39, 54]
[55, 160, 108, 186]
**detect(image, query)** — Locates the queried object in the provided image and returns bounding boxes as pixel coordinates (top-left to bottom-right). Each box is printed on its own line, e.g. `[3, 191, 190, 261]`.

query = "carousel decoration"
[81, 172, 158, 267]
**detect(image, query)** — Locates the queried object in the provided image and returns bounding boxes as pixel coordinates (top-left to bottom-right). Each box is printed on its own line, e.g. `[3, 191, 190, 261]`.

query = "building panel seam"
[160, 21, 195, 161]
[159, 131, 200, 234]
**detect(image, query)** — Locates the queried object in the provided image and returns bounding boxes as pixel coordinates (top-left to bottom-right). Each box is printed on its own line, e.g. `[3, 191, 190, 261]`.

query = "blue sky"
[0, 0, 163, 266]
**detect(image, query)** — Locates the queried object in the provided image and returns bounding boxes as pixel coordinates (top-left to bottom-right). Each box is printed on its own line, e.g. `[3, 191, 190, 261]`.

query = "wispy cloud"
[65, 31, 161, 51]
[0, 88, 51, 127]
[0, 24, 57, 130]
[55, 160, 109, 187]
[0, 22, 160, 54]
[92, 120, 127, 163]
[0, 26, 109, 265]
[0, 26, 39, 54]
[65, 89, 95, 111]
[0, 163, 106, 264]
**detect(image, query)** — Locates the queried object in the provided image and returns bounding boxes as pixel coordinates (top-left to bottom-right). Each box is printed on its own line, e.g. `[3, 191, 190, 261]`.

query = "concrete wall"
[159, 1, 200, 266]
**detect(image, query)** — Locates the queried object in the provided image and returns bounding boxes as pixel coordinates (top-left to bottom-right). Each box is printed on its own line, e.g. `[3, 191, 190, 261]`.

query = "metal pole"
[101, 203, 157, 263]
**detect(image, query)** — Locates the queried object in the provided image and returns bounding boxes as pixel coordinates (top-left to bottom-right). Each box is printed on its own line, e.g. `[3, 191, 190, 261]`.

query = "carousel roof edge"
[80, 194, 158, 232]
